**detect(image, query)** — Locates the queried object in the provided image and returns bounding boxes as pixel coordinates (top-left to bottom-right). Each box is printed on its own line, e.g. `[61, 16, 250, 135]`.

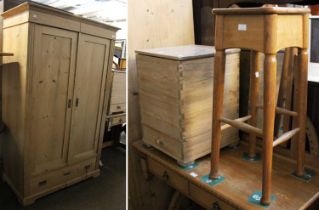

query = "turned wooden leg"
[261, 53, 277, 205]
[282, 48, 297, 135]
[248, 51, 261, 158]
[210, 49, 226, 179]
[293, 48, 308, 176]
[275, 48, 290, 137]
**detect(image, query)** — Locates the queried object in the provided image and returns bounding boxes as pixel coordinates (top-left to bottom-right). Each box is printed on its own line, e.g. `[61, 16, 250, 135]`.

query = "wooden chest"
[136, 45, 240, 165]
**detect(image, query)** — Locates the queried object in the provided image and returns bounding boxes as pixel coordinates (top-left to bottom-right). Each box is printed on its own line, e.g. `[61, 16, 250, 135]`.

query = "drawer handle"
[156, 139, 163, 145]
[64, 172, 71, 176]
[75, 98, 79, 107]
[117, 105, 121, 109]
[212, 201, 221, 210]
[162, 171, 169, 181]
[38, 180, 47, 186]
[84, 165, 91, 170]
[67, 99, 72, 108]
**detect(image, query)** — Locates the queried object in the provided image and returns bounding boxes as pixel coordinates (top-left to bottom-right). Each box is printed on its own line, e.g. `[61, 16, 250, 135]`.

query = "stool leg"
[282, 48, 297, 136]
[248, 51, 261, 158]
[210, 50, 226, 179]
[275, 48, 291, 137]
[294, 49, 308, 176]
[261, 53, 277, 206]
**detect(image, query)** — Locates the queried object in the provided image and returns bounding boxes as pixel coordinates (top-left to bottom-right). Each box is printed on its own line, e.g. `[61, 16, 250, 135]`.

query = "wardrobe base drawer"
[29, 159, 96, 195]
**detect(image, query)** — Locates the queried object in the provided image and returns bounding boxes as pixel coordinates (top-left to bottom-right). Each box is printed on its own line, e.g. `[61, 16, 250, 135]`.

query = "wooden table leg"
[210, 49, 226, 179]
[294, 48, 308, 176]
[261, 53, 277, 205]
[248, 51, 261, 158]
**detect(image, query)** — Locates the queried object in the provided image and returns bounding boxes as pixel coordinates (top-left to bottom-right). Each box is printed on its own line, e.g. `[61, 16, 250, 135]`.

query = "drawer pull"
[162, 171, 169, 181]
[64, 172, 71, 176]
[212, 201, 221, 210]
[38, 180, 47, 186]
[156, 139, 163, 145]
[67, 99, 72, 108]
[84, 165, 91, 170]
[75, 98, 79, 107]
[117, 105, 121, 109]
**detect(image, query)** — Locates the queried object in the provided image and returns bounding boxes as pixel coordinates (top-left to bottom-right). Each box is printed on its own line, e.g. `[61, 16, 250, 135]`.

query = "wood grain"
[134, 140, 319, 210]
[128, 1, 194, 209]
[29, 25, 77, 176]
[68, 34, 110, 164]
[1, 3, 117, 205]
[137, 46, 240, 164]
[211, 6, 310, 205]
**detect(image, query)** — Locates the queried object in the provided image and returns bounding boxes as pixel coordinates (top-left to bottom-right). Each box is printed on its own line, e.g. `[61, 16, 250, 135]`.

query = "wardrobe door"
[68, 34, 110, 162]
[29, 25, 78, 175]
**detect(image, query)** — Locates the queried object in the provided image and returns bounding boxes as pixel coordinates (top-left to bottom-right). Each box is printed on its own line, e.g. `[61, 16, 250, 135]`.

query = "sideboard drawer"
[148, 158, 188, 195]
[189, 184, 237, 210]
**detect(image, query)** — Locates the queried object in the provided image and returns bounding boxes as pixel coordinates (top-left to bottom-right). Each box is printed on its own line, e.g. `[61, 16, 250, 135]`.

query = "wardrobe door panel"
[30, 25, 77, 175]
[68, 34, 110, 162]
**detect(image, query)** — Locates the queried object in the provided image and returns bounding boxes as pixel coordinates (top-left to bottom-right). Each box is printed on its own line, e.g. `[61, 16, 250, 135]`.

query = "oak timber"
[211, 6, 310, 205]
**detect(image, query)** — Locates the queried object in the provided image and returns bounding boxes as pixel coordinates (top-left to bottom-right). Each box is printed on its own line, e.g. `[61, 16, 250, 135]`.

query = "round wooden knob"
[156, 139, 163, 145]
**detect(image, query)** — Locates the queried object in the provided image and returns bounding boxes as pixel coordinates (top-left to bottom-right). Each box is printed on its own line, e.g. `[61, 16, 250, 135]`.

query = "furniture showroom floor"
[0, 147, 126, 210]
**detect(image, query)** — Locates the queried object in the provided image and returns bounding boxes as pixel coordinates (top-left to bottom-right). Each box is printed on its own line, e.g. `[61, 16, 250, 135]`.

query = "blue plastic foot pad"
[248, 191, 276, 208]
[292, 168, 316, 182]
[243, 152, 261, 161]
[200, 175, 225, 186]
[178, 162, 198, 171]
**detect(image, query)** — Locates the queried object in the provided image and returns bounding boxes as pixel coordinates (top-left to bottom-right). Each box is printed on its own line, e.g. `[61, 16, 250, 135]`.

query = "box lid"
[135, 45, 240, 61]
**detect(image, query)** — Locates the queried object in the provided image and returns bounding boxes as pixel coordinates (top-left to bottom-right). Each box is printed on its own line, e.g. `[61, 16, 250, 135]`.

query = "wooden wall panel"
[128, 0, 195, 209]
[192, 0, 216, 46]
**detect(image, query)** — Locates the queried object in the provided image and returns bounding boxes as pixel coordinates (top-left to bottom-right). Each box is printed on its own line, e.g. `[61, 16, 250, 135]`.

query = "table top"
[135, 45, 239, 61]
[213, 6, 310, 15]
[133, 140, 319, 210]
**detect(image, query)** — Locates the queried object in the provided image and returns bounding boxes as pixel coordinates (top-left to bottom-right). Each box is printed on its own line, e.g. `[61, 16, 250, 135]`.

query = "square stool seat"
[213, 6, 309, 54]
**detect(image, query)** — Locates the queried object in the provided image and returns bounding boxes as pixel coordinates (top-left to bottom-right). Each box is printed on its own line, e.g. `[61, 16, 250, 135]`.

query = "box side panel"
[137, 54, 181, 140]
[181, 53, 240, 162]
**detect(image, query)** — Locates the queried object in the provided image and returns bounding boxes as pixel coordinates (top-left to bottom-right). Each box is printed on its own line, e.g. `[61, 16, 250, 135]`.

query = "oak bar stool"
[211, 6, 310, 205]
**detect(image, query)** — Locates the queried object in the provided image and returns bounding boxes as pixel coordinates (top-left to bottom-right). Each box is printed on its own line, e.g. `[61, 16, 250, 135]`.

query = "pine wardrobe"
[1, 2, 118, 205]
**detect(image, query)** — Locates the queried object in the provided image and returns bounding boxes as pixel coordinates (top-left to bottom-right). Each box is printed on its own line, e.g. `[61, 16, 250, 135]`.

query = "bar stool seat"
[210, 5, 310, 206]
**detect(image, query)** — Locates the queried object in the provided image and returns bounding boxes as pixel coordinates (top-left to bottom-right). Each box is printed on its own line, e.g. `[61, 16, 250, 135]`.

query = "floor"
[0, 147, 126, 210]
